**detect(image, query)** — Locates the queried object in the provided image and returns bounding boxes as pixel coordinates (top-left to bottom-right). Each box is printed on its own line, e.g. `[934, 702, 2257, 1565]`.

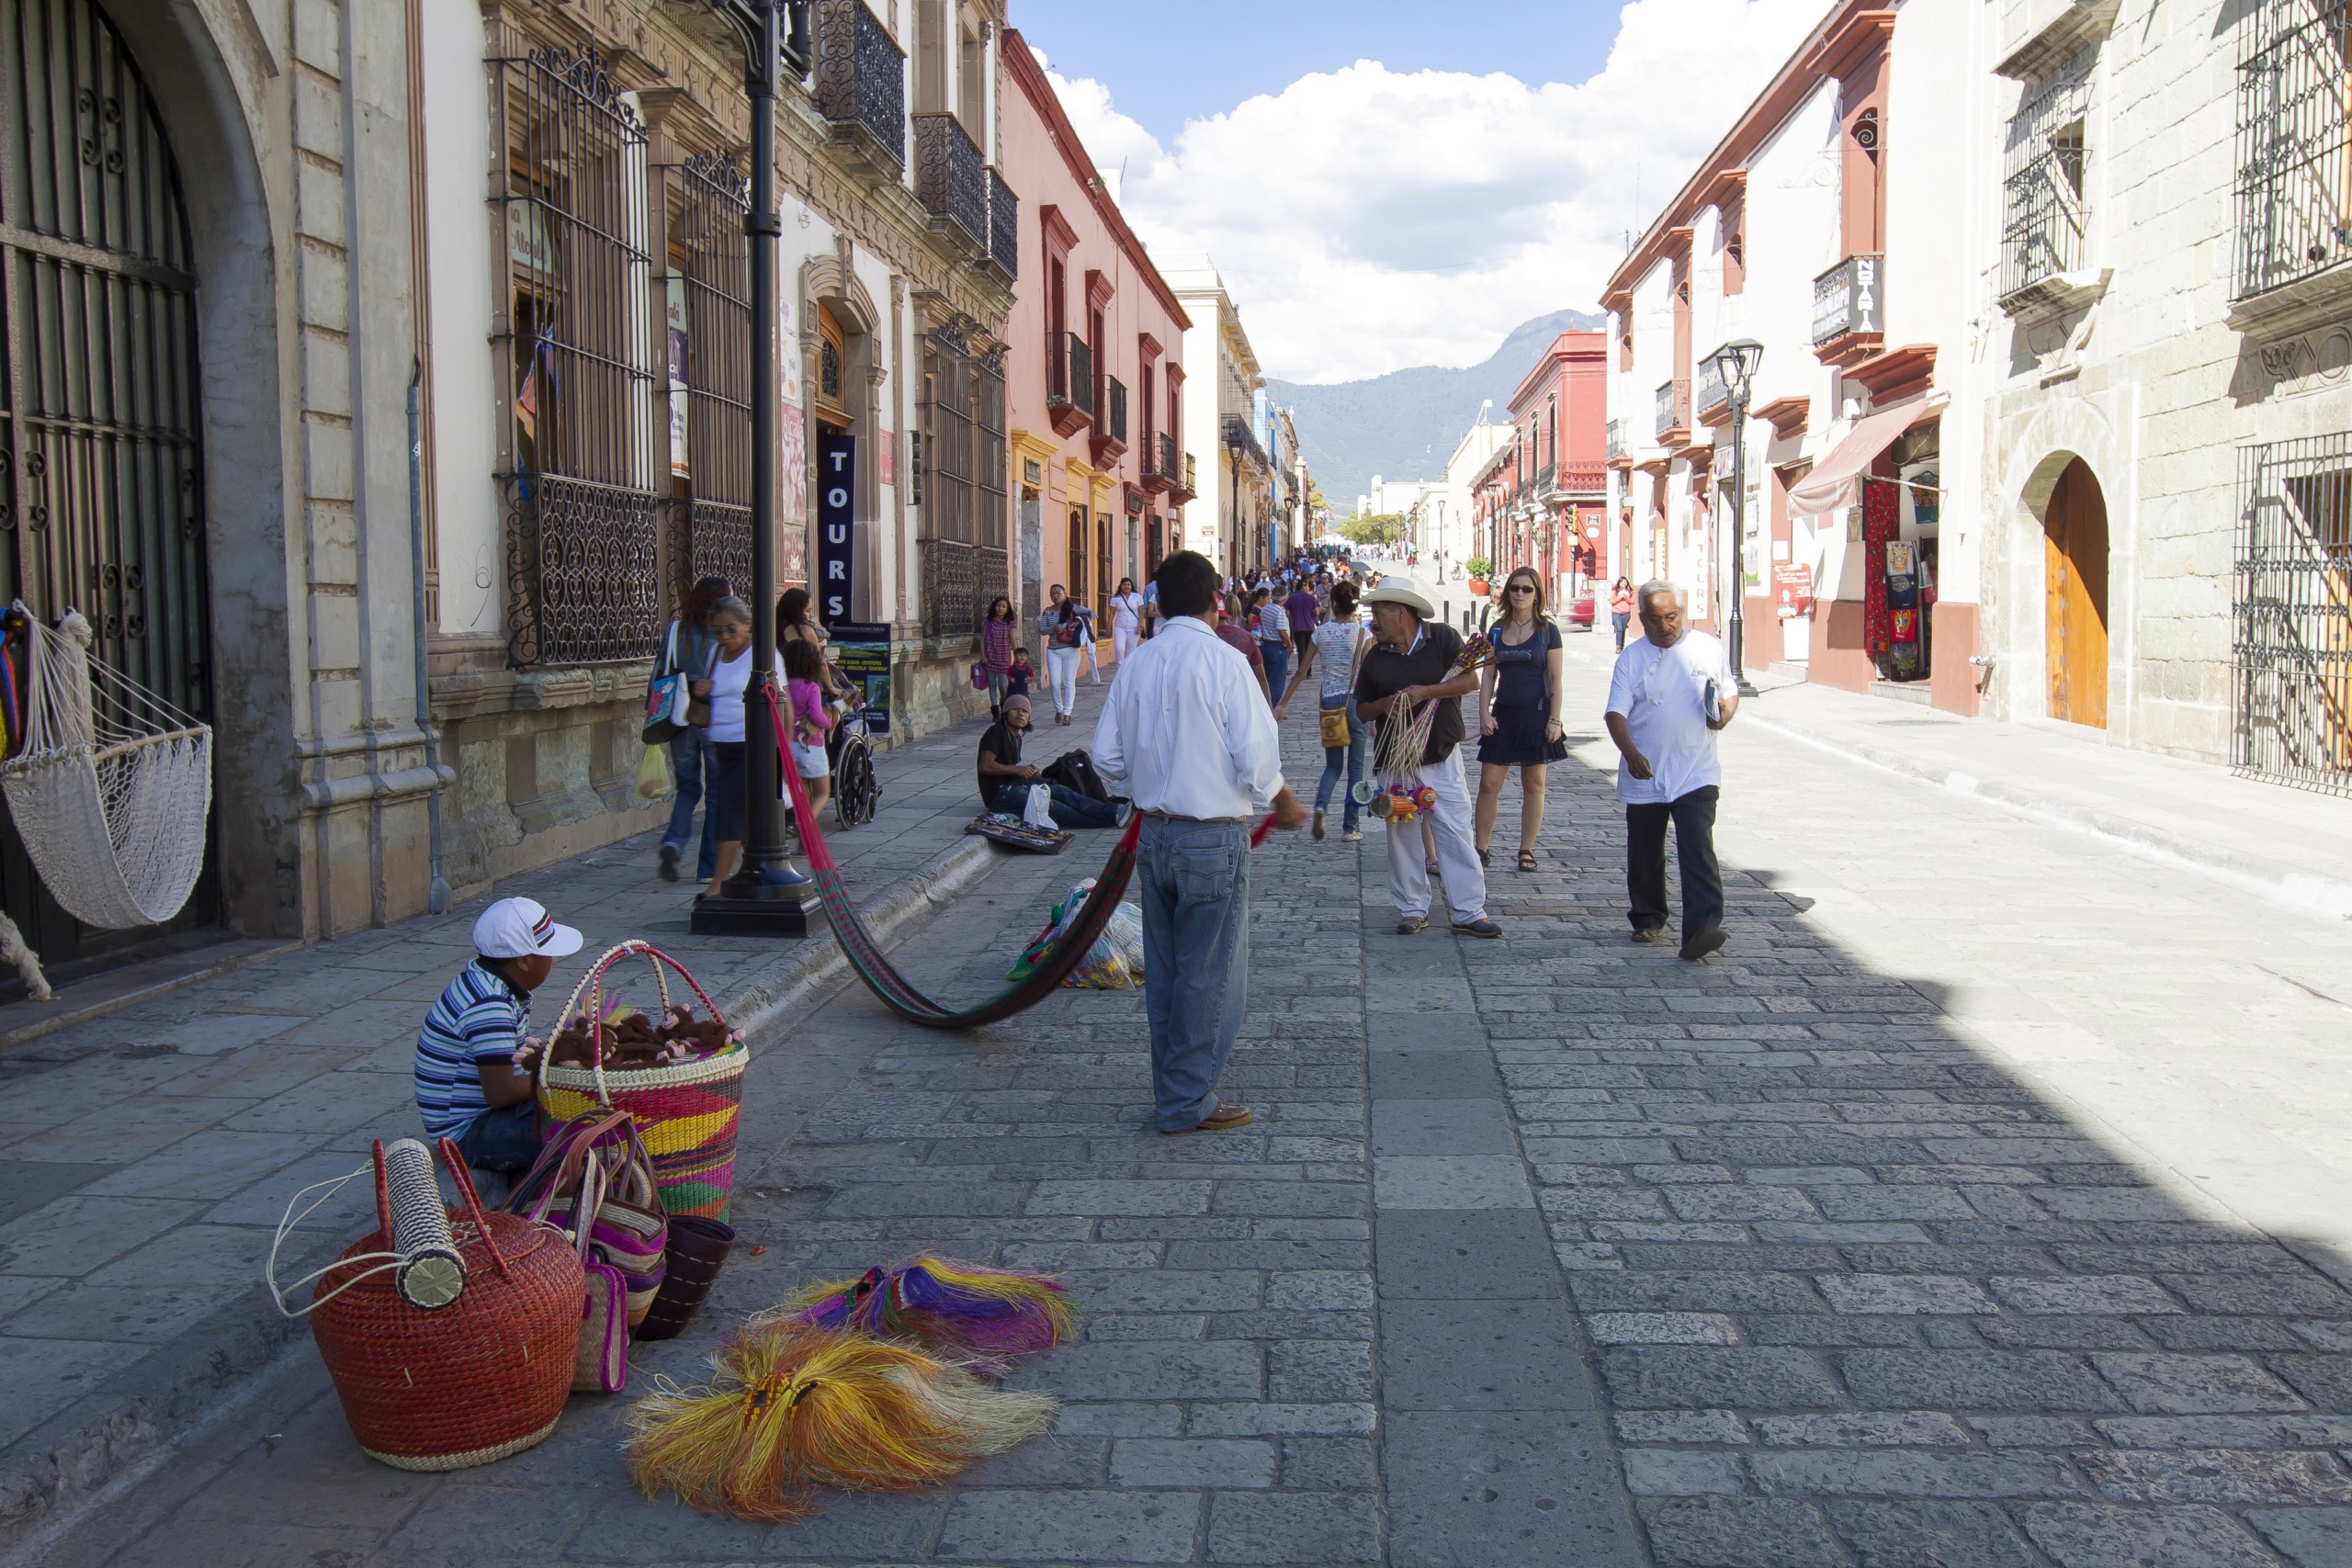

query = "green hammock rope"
[774, 699, 1145, 1030]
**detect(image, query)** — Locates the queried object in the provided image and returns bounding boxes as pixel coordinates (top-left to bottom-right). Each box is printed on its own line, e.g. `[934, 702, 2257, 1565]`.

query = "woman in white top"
[1040, 584, 1086, 724]
[1110, 577, 1145, 668]
[696, 597, 786, 899]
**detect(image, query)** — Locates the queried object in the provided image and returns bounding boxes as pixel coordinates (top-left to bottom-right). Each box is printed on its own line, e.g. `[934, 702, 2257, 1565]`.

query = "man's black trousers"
[1625, 784, 1722, 943]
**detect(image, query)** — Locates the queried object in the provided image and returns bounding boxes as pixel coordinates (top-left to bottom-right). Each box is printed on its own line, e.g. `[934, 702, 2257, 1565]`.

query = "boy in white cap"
[413, 896, 583, 1177]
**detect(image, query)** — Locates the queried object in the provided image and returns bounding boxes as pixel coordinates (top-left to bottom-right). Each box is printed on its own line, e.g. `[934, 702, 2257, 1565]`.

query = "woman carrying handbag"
[1474, 567, 1568, 872]
[1277, 581, 1371, 840]
[653, 576, 729, 885]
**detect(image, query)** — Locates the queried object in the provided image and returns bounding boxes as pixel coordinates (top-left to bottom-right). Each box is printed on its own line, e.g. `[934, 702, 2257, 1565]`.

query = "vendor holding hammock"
[1094, 551, 1306, 1134]
[1354, 579, 1499, 939]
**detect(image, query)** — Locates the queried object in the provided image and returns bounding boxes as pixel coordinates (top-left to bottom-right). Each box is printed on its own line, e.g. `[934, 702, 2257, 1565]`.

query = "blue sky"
[1010, 0, 1625, 143]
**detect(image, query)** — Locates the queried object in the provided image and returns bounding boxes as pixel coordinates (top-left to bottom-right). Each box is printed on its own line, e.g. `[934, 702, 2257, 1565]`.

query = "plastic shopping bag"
[635, 743, 672, 800]
[1023, 783, 1055, 829]
[1004, 879, 1146, 988]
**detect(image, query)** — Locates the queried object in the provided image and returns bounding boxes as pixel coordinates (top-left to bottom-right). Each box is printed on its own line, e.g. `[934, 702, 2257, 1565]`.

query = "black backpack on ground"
[1040, 749, 1110, 801]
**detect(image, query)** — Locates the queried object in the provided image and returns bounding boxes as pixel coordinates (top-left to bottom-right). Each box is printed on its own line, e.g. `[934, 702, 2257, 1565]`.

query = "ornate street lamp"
[693, 0, 820, 936]
[1708, 337, 1765, 696]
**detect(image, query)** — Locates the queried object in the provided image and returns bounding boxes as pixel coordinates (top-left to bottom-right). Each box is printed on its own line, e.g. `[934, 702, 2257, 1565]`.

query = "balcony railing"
[1063, 333, 1093, 417]
[1561, 461, 1607, 495]
[1813, 254, 1885, 347]
[811, 0, 905, 173]
[1141, 429, 1177, 492]
[1104, 378, 1128, 446]
[1606, 418, 1626, 461]
[2002, 67, 2089, 303]
[1223, 413, 1269, 471]
[1696, 356, 1727, 419]
[1177, 451, 1198, 499]
[1654, 378, 1691, 441]
[986, 167, 1018, 280]
[2234, 0, 2352, 301]
[912, 112, 986, 254]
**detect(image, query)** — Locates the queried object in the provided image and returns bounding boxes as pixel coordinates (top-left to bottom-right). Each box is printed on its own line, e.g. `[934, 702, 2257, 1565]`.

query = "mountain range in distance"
[1268, 308, 1607, 516]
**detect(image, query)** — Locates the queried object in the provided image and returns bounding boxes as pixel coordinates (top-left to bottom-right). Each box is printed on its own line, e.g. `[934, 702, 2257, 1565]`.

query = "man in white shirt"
[1095, 551, 1307, 1134]
[1605, 581, 1737, 962]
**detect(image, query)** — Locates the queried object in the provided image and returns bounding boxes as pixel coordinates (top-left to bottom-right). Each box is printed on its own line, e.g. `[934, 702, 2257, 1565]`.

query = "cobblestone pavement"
[23, 637, 2352, 1568]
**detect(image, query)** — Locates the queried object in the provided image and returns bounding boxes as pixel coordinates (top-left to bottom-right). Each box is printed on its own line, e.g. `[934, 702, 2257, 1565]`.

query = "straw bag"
[276, 1137, 581, 1470]
[536, 942, 750, 1219]
[509, 1111, 669, 1330]
[1320, 626, 1369, 749]
[569, 1155, 629, 1393]
[634, 1215, 736, 1342]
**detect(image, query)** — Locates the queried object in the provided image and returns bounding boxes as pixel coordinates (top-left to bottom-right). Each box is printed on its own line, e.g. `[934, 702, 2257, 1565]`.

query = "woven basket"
[536, 941, 748, 1220]
[310, 1138, 582, 1471]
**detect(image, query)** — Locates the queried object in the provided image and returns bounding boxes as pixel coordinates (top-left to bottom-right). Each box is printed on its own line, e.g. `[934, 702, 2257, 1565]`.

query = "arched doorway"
[0, 0, 215, 975]
[2042, 457, 2109, 728]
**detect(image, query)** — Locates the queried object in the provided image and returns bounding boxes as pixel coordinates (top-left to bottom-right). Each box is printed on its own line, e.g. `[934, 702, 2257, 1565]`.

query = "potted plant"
[1465, 558, 1492, 596]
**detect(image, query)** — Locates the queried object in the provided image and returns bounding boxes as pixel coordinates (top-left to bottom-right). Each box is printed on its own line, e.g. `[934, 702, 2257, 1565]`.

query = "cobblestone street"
[15, 638, 2352, 1568]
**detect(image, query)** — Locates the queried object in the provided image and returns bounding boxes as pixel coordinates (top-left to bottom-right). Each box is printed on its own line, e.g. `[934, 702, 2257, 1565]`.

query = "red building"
[1472, 332, 1609, 610]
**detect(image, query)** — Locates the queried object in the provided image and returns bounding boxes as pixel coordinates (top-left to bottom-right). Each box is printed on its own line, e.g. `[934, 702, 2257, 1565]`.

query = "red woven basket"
[310, 1137, 583, 1471]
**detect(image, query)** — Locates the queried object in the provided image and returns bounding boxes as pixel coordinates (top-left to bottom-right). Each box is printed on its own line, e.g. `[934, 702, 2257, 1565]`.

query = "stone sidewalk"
[1736, 674, 2352, 924]
[25, 631, 2352, 1567]
[0, 673, 1119, 1547]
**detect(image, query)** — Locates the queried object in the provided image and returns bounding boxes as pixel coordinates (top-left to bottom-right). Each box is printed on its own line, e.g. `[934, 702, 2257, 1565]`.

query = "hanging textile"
[1860, 478, 1900, 660]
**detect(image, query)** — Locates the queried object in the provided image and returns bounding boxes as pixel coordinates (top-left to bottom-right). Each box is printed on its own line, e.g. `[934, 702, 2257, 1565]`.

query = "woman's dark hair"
[777, 587, 811, 626]
[1612, 575, 1632, 590]
[707, 595, 752, 626]
[781, 637, 825, 682]
[988, 596, 1014, 622]
[1330, 581, 1357, 616]
[681, 575, 729, 626]
[1154, 550, 1220, 619]
[1115, 577, 1135, 595]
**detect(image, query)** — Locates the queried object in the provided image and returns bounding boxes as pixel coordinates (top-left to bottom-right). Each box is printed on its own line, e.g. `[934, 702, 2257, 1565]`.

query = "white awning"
[1786, 394, 1946, 517]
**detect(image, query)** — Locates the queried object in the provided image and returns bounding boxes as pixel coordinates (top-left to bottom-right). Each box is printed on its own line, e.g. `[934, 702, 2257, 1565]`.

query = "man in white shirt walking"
[1095, 551, 1307, 1134]
[1605, 581, 1737, 962]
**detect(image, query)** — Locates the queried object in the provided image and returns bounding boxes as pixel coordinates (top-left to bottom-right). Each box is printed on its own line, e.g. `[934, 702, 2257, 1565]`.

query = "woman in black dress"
[1474, 567, 1567, 872]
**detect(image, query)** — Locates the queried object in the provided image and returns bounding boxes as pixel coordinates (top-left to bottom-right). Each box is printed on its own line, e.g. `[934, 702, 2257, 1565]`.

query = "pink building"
[1476, 331, 1610, 605]
[999, 32, 1194, 654]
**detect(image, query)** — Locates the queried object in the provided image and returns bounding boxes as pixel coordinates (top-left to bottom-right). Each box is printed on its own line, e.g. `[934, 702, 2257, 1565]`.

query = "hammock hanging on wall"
[0, 604, 212, 929]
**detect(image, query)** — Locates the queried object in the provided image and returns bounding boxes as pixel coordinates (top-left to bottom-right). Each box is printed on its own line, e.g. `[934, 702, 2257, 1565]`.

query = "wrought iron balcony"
[812, 0, 905, 175]
[1092, 376, 1128, 465]
[1172, 451, 1198, 502]
[1606, 418, 1626, 464]
[1141, 430, 1179, 493]
[912, 113, 986, 255]
[1696, 357, 1727, 421]
[1561, 461, 1607, 495]
[1066, 333, 1092, 417]
[986, 167, 1018, 281]
[1813, 254, 1885, 352]
[1654, 378, 1691, 443]
[2001, 67, 2089, 309]
[1222, 413, 1269, 471]
[2234, 0, 2352, 308]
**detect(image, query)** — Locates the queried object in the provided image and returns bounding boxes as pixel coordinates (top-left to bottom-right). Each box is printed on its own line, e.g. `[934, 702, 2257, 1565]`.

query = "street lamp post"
[1708, 337, 1765, 698]
[693, 0, 820, 937]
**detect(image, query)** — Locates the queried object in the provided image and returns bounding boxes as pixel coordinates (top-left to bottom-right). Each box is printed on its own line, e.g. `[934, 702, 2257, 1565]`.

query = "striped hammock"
[772, 699, 1143, 1030]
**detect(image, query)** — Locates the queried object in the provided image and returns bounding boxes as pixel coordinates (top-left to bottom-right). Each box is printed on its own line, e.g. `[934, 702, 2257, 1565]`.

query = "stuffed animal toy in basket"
[535, 941, 750, 1220]
[270, 1136, 582, 1471]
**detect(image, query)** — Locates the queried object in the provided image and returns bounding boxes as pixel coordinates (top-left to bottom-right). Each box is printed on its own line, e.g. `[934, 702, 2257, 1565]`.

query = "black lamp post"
[692, 0, 820, 937]
[1709, 337, 1765, 697]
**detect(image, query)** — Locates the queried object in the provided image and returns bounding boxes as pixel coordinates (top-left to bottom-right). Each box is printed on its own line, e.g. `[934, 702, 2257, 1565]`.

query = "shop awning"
[1786, 394, 1945, 517]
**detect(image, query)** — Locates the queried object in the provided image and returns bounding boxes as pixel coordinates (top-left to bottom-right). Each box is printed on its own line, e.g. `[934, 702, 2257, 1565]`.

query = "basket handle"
[371, 1138, 392, 1241]
[435, 1135, 512, 1280]
[543, 940, 735, 1111]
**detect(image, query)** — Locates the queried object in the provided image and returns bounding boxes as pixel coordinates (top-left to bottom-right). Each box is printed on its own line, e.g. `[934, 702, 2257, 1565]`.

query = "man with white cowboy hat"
[1353, 576, 1499, 938]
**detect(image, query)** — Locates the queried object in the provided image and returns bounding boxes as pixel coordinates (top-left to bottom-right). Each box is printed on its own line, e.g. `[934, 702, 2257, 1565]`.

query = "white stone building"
[1165, 262, 1272, 575]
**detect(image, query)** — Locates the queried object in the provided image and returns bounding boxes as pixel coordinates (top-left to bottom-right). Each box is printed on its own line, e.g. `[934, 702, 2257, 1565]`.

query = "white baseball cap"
[472, 897, 583, 959]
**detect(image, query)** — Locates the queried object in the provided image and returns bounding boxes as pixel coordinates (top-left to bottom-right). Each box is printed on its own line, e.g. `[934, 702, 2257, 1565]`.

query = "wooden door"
[2042, 458, 2109, 728]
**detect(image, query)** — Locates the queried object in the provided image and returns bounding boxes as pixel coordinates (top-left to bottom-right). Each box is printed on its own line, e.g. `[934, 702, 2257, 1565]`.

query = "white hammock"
[1, 605, 211, 929]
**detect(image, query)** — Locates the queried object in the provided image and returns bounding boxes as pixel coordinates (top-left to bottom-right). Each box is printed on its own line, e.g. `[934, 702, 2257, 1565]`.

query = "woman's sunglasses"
[1508, 583, 1535, 593]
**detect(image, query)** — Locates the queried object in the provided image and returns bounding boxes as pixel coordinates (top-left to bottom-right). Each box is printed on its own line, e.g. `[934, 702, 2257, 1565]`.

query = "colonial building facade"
[0, 0, 1020, 981]
[1477, 330, 1608, 606]
[999, 31, 1190, 651]
[1166, 263, 1270, 577]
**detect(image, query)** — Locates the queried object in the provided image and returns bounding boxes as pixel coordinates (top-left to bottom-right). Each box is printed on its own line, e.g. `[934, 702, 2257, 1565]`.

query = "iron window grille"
[674, 152, 753, 602]
[2235, 0, 2352, 299]
[919, 323, 1008, 638]
[1105, 378, 1128, 446]
[2236, 434, 2352, 794]
[987, 167, 1018, 279]
[1064, 332, 1093, 417]
[492, 45, 661, 668]
[2002, 58, 2091, 300]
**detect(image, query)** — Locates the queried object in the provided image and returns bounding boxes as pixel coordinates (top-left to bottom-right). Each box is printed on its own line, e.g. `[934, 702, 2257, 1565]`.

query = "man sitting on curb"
[978, 694, 1124, 829]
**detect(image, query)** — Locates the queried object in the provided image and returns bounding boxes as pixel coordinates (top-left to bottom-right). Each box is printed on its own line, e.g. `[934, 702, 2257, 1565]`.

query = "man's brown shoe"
[1631, 927, 1664, 944]
[1164, 1103, 1253, 1134]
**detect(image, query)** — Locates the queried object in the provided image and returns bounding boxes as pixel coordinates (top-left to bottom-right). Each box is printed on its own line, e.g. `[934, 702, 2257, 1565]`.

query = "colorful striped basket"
[536, 942, 748, 1221]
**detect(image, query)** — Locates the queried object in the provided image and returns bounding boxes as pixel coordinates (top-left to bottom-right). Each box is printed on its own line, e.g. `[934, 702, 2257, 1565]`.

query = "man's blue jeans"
[1314, 697, 1368, 831]
[1136, 816, 1250, 1131]
[455, 1101, 541, 1174]
[663, 728, 719, 879]
[987, 780, 1120, 830]
[1260, 642, 1290, 704]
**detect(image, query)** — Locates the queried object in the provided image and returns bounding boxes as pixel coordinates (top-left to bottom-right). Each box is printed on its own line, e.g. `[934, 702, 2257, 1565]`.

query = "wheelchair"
[827, 687, 882, 829]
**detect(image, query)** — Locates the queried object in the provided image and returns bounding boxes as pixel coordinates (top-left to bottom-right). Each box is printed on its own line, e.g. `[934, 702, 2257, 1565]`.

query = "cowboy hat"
[1361, 576, 1435, 618]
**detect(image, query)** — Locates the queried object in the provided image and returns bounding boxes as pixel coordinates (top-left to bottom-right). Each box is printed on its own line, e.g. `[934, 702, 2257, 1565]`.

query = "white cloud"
[1041, 0, 1830, 383]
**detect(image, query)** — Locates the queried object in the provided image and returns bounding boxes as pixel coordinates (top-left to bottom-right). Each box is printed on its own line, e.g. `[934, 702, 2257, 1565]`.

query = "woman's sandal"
[1517, 851, 1538, 873]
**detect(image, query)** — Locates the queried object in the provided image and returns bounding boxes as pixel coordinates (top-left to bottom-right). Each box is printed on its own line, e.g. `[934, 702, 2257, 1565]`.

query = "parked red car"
[1568, 593, 1597, 629]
